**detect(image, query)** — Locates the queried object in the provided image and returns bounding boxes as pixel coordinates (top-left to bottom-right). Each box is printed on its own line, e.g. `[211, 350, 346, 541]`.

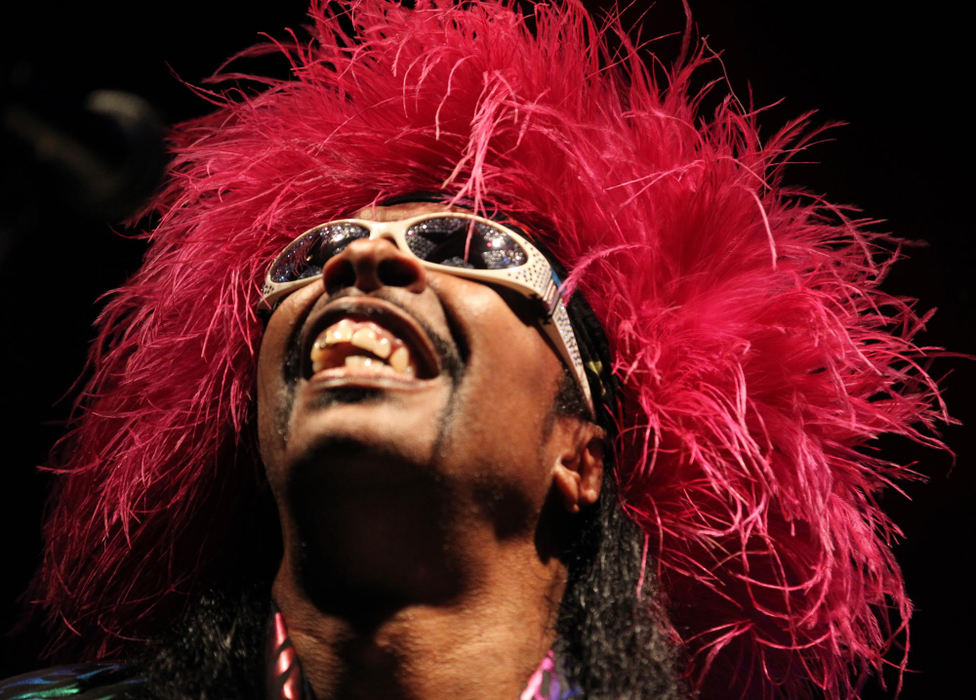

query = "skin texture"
[257, 202, 605, 699]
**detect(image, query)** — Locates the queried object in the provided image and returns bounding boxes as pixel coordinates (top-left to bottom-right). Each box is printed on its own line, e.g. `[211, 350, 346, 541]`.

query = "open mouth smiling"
[311, 318, 418, 377]
[299, 298, 442, 383]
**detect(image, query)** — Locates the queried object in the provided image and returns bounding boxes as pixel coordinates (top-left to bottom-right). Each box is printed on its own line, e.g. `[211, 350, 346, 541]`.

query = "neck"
[272, 537, 566, 699]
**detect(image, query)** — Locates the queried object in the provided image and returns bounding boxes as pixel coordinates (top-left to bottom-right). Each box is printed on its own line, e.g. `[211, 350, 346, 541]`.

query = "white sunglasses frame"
[260, 212, 593, 414]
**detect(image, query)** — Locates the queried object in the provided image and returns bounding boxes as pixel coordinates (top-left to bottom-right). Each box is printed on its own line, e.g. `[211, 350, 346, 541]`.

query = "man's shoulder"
[0, 664, 144, 700]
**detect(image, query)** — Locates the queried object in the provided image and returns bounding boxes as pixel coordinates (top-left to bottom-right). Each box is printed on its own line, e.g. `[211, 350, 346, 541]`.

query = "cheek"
[462, 290, 563, 407]
[439, 283, 564, 467]
[256, 284, 322, 473]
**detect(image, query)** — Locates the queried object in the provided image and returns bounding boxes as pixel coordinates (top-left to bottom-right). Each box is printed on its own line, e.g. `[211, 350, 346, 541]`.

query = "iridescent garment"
[0, 664, 143, 699]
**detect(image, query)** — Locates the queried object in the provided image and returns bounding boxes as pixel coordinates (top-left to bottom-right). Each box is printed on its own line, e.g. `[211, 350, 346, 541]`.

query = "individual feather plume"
[35, 1, 947, 697]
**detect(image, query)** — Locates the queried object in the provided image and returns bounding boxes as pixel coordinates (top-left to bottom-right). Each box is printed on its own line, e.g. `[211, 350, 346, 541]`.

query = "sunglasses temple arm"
[545, 302, 595, 416]
[541, 278, 562, 317]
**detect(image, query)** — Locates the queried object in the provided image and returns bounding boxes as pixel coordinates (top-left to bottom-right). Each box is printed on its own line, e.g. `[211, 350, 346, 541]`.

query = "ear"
[550, 419, 606, 514]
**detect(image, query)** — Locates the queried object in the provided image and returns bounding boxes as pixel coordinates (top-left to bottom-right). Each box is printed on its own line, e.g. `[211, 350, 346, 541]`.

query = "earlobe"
[551, 421, 605, 514]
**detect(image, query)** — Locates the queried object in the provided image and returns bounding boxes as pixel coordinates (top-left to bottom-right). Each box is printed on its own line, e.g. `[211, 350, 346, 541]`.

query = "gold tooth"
[389, 346, 409, 373]
[328, 327, 349, 344]
[373, 335, 392, 359]
[344, 355, 376, 368]
[350, 327, 377, 356]
[311, 346, 327, 374]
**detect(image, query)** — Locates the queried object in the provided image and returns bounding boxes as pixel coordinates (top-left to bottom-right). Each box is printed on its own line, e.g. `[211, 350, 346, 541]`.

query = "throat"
[271, 563, 565, 700]
[273, 445, 570, 698]
[285, 449, 467, 615]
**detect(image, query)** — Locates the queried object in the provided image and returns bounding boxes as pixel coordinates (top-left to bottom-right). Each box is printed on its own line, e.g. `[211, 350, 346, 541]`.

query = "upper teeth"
[351, 327, 391, 359]
[310, 318, 416, 376]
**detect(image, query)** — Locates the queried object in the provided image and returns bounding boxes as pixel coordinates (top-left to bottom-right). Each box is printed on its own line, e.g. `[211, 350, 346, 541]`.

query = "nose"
[321, 237, 428, 295]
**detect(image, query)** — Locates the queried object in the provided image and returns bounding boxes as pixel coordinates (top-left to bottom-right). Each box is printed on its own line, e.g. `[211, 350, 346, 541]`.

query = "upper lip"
[298, 296, 441, 380]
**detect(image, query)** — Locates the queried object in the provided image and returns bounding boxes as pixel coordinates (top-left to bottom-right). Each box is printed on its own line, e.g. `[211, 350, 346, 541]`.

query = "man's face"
[257, 202, 587, 570]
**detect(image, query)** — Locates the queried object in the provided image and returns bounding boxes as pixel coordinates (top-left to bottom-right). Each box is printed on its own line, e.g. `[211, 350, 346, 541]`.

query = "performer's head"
[256, 197, 609, 611]
[35, 1, 945, 696]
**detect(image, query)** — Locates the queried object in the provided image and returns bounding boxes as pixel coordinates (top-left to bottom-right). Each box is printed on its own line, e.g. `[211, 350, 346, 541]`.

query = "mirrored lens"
[405, 217, 527, 270]
[269, 223, 370, 283]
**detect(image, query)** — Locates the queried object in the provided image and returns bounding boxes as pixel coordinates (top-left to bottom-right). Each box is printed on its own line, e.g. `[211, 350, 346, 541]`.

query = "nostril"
[378, 258, 422, 288]
[323, 258, 357, 294]
[320, 237, 427, 294]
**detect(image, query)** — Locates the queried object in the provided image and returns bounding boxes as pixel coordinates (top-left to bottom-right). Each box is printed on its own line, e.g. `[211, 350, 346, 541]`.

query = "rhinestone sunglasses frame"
[260, 212, 592, 413]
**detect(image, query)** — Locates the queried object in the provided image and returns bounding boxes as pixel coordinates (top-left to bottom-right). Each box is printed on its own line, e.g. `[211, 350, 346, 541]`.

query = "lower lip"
[306, 366, 434, 389]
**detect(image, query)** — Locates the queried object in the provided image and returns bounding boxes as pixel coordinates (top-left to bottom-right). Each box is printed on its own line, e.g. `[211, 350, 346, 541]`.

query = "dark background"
[2, 2, 972, 696]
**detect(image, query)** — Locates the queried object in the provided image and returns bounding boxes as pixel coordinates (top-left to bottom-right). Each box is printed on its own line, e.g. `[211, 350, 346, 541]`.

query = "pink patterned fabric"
[267, 610, 307, 700]
[520, 652, 554, 700]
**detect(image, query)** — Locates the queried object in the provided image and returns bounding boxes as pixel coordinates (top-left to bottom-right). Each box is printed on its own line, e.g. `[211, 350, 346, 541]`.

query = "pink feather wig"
[36, 0, 947, 696]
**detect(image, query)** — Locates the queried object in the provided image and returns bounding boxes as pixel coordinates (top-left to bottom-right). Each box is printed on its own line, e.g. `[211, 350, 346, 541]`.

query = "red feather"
[36, 2, 948, 696]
